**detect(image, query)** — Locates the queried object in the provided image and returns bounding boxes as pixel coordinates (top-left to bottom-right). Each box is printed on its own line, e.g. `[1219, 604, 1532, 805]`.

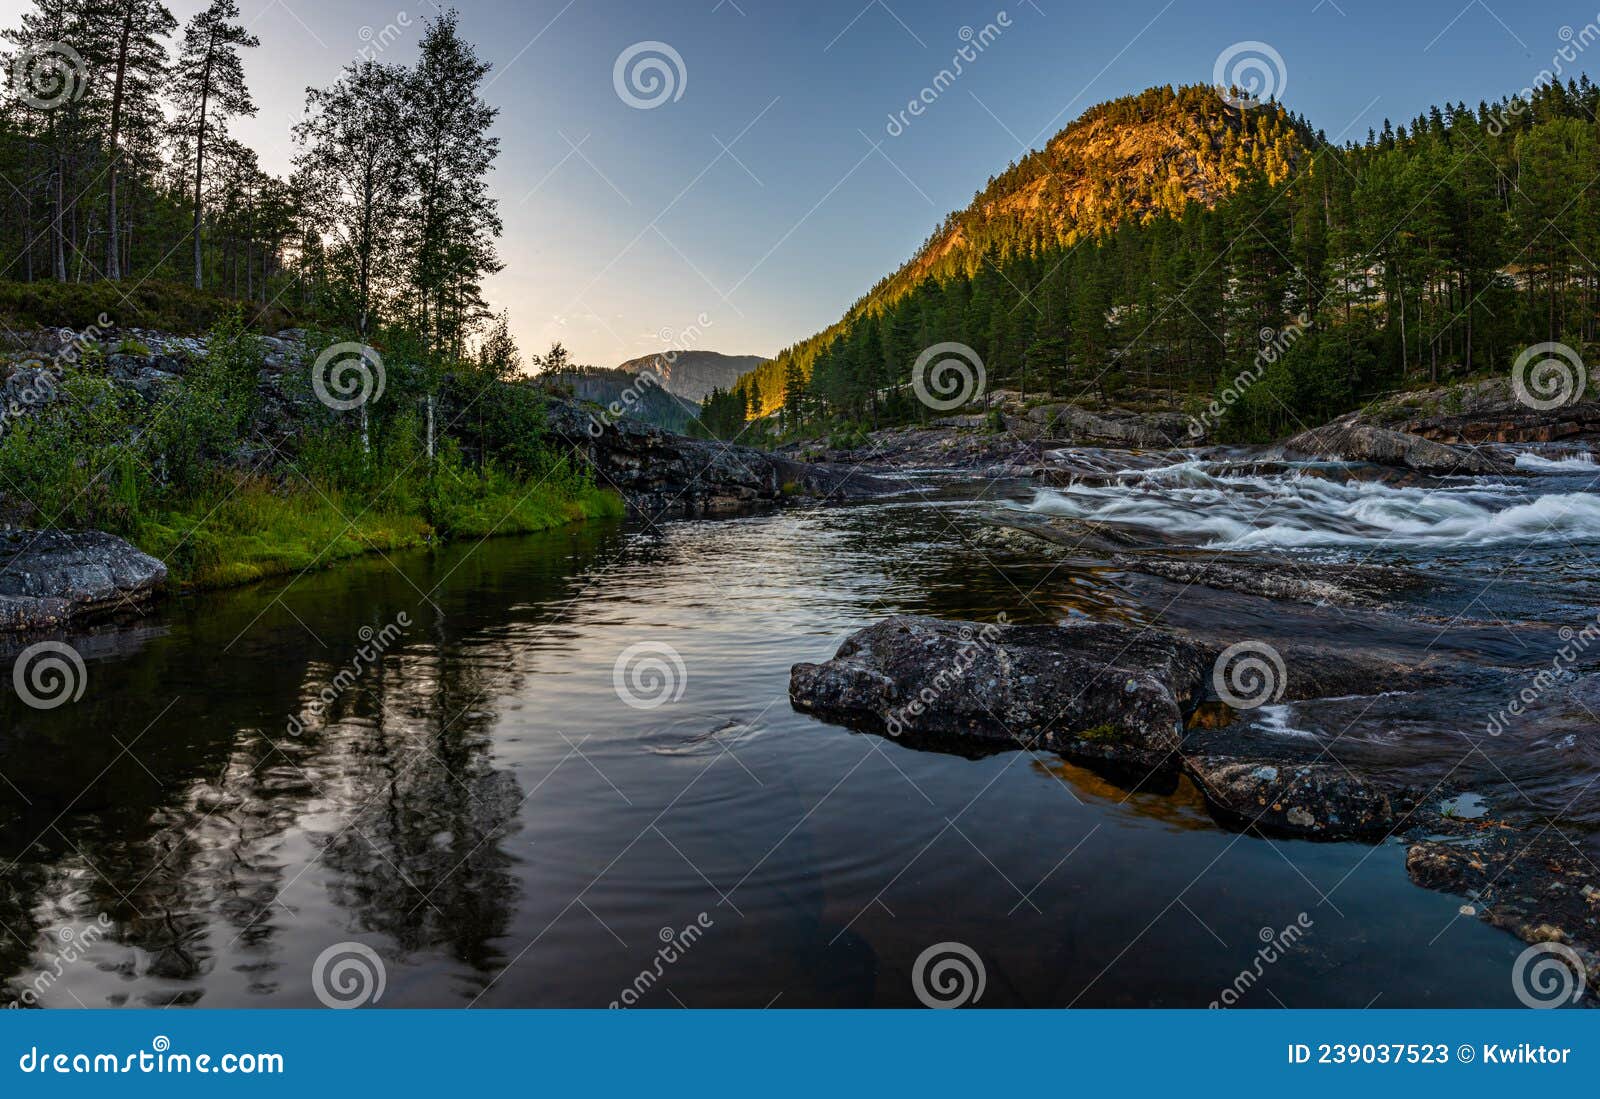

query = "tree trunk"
[192, 47, 215, 290]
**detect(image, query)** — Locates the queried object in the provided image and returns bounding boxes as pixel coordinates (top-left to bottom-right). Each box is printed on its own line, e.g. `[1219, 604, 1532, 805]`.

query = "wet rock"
[1026, 404, 1192, 448]
[1368, 376, 1600, 445]
[789, 614, 1208, 763]
[1406, 833, 1600, 997]
[1182, 756, 1420, 839]
[1111, 553, 1423, 608]
[0, 530, 168, 631]
[987, 514, 1150, 555]
[546, 399, 896, 516]
[1281, 412, 1516, 476]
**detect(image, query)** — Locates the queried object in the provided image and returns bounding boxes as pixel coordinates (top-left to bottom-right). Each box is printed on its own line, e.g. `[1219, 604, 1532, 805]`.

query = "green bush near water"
[0, 309, 622, 589]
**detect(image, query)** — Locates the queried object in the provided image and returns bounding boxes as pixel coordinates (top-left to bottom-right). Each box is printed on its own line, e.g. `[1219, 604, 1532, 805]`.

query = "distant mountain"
[616, 351, 766, 404]
[539, 367, 702, 433]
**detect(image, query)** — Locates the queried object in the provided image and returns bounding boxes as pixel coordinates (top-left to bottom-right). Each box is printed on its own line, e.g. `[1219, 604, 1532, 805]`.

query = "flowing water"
[2, 448, 1597, 1008]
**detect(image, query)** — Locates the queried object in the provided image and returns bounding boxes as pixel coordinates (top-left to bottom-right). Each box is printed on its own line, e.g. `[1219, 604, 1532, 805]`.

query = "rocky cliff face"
[615, 351, 765, 404]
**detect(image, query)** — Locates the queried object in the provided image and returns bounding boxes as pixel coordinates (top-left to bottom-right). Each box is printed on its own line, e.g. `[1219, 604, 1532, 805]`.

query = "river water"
[3, 451, 1595, 1008]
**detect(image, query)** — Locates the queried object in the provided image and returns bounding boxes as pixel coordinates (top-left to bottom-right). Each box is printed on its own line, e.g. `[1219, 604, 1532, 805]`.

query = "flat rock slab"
[1282, 413, 1516, 476]
[1183, 756, 1419, 839]
[1111, 553, 1424, 609]
[790, 614, 1209, 763]
[0, 529, 168, 631]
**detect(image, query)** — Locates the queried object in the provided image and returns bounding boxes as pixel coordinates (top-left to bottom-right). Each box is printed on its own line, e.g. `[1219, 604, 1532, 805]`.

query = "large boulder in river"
[0, 529, 168, 631]
[1281, 412, 1515, 475]
[789, 615, 1209, 763]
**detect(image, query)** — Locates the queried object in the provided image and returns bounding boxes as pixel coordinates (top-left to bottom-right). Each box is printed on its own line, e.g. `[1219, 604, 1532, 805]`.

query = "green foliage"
[0, 279, 308, 335]
[735, 78, 1600, 440]
[0, 372, 146, 531]
[149, 309, 262, 493]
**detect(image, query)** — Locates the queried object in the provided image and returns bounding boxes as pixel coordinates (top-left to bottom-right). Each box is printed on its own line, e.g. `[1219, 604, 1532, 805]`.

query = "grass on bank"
[135, 472, 621, 590]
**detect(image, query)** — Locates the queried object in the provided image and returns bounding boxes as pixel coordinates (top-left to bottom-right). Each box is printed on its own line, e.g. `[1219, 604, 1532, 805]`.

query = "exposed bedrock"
[1280, 412, 1517, 476]
[0, 529, 168, 632]
[545, 399, 896, 516]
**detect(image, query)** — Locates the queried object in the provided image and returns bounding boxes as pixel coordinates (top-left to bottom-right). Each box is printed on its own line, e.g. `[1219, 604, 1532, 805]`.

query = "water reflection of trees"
[0, 527, 621, 1007]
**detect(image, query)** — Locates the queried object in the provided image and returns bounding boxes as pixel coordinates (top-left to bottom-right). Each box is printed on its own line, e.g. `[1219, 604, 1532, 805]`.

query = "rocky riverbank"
[790, 614, 1599, 998]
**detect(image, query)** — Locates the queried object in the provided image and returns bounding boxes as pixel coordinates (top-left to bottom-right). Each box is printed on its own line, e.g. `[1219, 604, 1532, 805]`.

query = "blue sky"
[44, 0, 1600, 366]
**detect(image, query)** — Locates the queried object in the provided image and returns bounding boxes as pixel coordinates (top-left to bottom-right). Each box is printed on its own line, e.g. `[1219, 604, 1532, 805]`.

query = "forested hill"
[892, 85, 1308, 294]
[730, 78, 1600, 444]
[733, 84, 1311, 417]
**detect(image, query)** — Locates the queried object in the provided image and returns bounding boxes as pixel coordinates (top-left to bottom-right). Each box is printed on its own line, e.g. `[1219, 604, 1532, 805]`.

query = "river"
[3, 453, 1593, 1008]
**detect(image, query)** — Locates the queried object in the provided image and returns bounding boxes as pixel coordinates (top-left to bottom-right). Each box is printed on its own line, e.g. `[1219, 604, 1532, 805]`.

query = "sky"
[5, 0, 1594, 366]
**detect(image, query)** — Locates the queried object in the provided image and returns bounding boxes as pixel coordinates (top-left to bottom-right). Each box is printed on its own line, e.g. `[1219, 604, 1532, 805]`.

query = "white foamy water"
[1019, 457, 1600, 551]
[1514, 451, 1597, 472]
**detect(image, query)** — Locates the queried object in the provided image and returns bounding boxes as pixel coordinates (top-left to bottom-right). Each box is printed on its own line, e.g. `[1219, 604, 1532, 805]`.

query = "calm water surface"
[0, 482, 1557, 1008]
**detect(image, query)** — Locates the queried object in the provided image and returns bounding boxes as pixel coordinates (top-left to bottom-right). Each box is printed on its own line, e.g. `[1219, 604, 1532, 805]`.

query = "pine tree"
[168, 0, 257, 289]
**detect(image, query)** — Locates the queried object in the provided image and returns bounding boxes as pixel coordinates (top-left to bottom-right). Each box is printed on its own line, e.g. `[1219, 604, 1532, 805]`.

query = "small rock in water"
[1459, 904, 1477, 917]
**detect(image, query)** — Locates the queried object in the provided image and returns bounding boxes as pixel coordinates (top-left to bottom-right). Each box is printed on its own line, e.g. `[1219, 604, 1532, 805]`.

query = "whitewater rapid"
[1016, 454, 1600, 551]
